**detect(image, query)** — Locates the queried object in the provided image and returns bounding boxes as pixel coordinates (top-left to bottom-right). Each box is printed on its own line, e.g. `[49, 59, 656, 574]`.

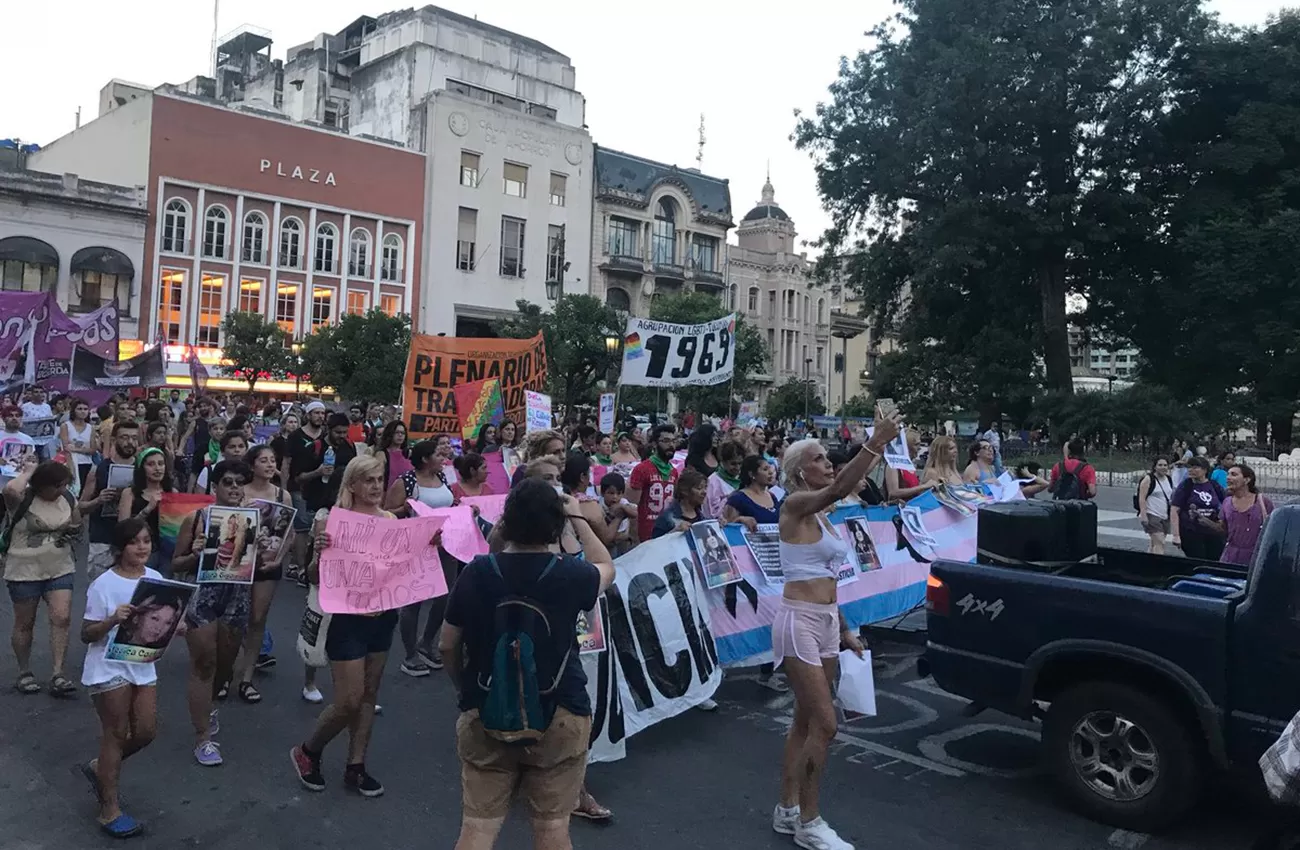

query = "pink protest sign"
[481, 450, 512, 494]
[461, 494, 507, 524]
[316, 509, 447, 615]
[409, 502, 489, 563]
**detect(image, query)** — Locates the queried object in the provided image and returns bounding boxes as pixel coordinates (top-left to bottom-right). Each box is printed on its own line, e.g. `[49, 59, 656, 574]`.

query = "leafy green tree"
[621, 291, 768, 417]
[764, 378, 826, 425]
[795, 0, 1210, 399]
[836, 395, 875, 419]
[298, 309, 411, 404]
[493, 295, 622, 415]
[219, 311, 292, 393]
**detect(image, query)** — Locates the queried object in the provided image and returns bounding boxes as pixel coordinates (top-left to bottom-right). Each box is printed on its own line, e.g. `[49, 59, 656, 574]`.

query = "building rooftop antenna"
[696, 113, 706, 170]
[210, 0, 220, 78]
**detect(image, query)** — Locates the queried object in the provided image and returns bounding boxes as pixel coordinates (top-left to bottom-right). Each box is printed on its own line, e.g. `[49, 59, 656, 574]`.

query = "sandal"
[215, 680, 230, 701]
[572, 789, 613, 822]
[14, 672, 40, 695]
[99, 812, 143, 838]
[49, 674, 77, 698]
[237, 682, 262, 704]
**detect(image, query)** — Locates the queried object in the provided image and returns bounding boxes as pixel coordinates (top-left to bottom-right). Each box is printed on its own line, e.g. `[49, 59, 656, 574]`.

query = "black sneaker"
[290, 745, 325, 792]
[344, 764, 384, 798]
[255, 654, 277, 671]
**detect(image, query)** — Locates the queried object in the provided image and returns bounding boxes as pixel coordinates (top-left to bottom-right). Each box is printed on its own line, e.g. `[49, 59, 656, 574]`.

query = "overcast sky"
[3, 0, 1288, 253]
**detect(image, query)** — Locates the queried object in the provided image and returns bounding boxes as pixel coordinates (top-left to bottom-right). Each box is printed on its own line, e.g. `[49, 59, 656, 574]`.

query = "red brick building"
[30, 91, 425, 392]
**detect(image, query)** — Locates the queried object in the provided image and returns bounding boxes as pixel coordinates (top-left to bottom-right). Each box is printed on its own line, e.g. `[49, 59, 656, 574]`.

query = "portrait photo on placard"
[688, 519, 743, 589]
[576, 604, 606, 654]
[104, 577, 197, 663]
[844, 516, 880, 572]
[252, 499, 296, 566]
[198, 505, 261, 584]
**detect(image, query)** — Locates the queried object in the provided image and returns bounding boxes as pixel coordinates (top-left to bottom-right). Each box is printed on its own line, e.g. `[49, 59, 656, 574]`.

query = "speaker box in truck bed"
[976, 500, 1098, 569]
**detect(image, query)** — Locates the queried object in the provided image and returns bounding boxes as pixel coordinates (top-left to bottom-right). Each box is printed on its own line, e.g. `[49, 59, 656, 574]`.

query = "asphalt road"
[0, 564, 1265, 850]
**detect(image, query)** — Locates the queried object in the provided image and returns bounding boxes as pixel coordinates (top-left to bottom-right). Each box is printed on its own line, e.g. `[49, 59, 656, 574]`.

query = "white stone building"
[589, 147, 732, 317]
[728, 177, 828, 403]
[0, 167, 148, 341]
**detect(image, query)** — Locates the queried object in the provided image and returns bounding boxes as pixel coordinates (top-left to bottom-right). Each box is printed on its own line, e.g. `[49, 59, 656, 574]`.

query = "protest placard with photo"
[843, 516, 880, 574]
[900, 505, 940, 551]
[741, 523, 784, 585]
[252, 499, 296, 565]
[197, 505, 261, 584]
[688, 520, 744, 589]
[103, 577, 197, 664]
[577, 605, 606, 654]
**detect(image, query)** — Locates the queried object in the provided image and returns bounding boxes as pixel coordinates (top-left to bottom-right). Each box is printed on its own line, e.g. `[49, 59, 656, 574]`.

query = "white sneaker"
[795, 817, 854, 850]
[772, 804, 800, 835]
[301, 685, 324, 704]
[695, 698, 719, 712]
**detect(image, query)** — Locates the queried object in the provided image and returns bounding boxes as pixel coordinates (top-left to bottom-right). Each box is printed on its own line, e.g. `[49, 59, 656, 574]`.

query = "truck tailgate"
[925, 559, 1233, 716]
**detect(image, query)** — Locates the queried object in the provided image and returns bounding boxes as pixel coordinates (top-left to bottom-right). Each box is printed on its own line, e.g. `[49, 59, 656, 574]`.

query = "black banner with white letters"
[70, 346, 165, 391]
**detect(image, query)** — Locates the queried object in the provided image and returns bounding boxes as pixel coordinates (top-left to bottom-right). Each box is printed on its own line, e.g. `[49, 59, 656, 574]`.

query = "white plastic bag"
[837, 649, 877, 716]
[296, 586, 332, 669]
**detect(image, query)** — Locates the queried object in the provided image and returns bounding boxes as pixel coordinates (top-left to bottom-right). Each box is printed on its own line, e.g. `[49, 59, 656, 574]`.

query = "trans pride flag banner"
[705, 489, 980, 667]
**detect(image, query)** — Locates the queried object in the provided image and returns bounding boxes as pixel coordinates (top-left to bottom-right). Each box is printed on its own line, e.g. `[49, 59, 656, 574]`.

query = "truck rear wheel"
[1042, 681, 1202, 832]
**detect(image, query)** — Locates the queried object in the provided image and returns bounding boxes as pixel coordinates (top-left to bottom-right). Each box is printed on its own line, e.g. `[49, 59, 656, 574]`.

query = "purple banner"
[0, 293, 120, 394]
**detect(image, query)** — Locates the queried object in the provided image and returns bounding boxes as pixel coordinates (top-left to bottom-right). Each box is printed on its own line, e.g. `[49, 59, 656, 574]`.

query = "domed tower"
[737, 171, 796, 254]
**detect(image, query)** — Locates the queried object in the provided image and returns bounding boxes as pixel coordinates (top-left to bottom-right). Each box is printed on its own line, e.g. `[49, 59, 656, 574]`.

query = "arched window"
[0, 236, 59, 293]
[747, 287, 760, 314]
[279, 217, 303, 269]
[314, 223, 338, 274]
[202, 205, 229, 259]
[380, 233, 403, 281]
[817, 297, 826, 324]
[605, 287, 631, 312]
[242, 212, 267, 264]
[803, 294, 810, 322]
[162, 199, 190, 253]
[349, 228, 371, 277]
[652, 197, 677, 264]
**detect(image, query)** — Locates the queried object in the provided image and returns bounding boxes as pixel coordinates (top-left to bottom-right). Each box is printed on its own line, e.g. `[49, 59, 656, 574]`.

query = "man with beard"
[80, 420, 140, 581]
[626, 424, 680, 543]
[284, 402, 328, 577]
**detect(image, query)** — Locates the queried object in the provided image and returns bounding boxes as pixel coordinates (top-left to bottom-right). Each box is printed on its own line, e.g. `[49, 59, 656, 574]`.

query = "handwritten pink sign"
[409, 502, 489, 563]
[461, 494, 508, 524]
[317, 509, 447, 615]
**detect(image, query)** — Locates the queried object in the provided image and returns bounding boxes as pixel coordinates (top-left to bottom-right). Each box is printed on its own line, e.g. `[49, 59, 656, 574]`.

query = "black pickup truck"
[919, 503, 1300, 831]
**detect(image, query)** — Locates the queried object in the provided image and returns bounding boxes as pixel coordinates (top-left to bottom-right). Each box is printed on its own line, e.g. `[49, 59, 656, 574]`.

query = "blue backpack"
[477, 554, 568, 744]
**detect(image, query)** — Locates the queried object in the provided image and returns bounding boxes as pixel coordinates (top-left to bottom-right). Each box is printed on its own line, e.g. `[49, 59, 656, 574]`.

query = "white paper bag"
[296, 586, 333, 669]
[837, 649, 877, 716]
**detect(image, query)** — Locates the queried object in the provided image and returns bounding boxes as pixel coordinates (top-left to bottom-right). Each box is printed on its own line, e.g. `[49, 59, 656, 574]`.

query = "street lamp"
[604, 333, 621, 393]
[291, 342, 303, 399]
[604, 334, 620, 355]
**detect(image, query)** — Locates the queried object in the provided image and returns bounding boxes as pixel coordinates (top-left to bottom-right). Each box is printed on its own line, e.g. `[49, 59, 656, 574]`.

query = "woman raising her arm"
[771, 410, 900, 850]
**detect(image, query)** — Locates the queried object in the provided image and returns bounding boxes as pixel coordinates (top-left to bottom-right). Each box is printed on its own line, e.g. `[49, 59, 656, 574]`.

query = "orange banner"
[403, 332, 548, 440]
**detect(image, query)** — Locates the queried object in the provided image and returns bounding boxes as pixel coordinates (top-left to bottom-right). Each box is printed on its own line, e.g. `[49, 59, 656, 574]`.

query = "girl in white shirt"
[79, 517, 163, 838]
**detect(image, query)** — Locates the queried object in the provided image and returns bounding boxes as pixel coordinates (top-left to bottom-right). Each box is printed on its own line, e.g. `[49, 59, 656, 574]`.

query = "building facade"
[29, 92, 424, 390]
[728, 178, 828, 403]
[590, 147, 732, 317]
[0, 169, 148, 341]
[1068, 325, 1139, 380]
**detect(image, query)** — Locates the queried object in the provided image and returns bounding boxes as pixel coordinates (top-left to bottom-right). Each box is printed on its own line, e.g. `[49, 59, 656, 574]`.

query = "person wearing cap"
[0, 403, 36, 477]
[284, 402, 328, 581]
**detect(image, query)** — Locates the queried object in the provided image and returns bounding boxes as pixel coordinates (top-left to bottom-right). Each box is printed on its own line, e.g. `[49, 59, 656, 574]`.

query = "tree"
[493, 295, 623, 415]
[219, 311, 292, 393]
[836, 394, 875, 418]
[764, 377, 826, 425]
[795, 0, 1210, 399]
[298, 309, 411, 404]
[1092, 14, 1300, 446]
[623, 291, 769, 417]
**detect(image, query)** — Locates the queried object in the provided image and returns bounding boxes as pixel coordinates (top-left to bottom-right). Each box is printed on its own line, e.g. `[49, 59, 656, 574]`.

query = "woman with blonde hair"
[291, 454, 431, 798]
[510, 428, 566, 488]
[770, 409, 900, 849]
[921, 436, 964, 487]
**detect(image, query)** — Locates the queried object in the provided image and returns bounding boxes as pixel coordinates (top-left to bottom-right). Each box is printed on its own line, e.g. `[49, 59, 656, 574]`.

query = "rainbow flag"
[453, 378, 505, 442]
[159, 493, 214, 564]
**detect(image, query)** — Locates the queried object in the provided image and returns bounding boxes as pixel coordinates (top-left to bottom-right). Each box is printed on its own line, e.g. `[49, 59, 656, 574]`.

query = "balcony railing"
[653, 262, 686, 280]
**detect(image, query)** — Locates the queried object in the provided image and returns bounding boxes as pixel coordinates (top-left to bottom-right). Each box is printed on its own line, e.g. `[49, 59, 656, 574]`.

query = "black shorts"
[254, 567, 284, 583]
[325, 611, 398, 662]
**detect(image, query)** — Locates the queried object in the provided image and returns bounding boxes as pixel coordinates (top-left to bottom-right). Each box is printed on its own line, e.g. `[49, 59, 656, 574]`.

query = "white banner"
[585, 532, 722, 762]
[525, 390, 551, 432]
[619, 315, 736, 388]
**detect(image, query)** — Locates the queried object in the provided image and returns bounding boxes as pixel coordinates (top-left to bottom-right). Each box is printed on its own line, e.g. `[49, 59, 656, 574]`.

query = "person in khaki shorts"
[440, 478, 616, 850]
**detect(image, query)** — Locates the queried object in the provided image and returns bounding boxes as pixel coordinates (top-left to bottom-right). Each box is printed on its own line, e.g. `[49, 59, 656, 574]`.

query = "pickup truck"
[919, 506, 1300, 832]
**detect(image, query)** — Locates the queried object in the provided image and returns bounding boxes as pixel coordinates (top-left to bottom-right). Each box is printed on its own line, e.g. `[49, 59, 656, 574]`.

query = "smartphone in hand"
[876, 397, 898, 419]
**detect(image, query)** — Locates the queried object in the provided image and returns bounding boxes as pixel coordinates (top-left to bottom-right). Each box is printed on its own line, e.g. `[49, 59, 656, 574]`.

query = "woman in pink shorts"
[770, 410, 900, 850]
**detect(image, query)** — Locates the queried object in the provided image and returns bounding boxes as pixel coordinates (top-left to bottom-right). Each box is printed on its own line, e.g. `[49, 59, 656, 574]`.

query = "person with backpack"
[1136, 457, 1175, 554]
[438, 477, 616, 849]
[2, 458, 81, 697]
[1049, 439, 1097, 501]
[1170, 455, 1227, 560]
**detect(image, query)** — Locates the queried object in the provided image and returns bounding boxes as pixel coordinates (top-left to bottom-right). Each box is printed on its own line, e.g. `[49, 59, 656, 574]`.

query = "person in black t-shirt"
[294, 413, 356, 515]
[440, 479, 615, 848]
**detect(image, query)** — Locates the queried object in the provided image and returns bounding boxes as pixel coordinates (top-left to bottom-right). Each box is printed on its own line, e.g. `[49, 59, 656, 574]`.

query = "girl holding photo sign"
[772, 406, 900, 850]
[78, 518, 162, 838]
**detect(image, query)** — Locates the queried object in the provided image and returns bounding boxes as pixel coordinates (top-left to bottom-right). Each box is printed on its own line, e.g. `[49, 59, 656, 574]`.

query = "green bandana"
[135, 447, 164, 468]
[593, 453, 612, 465]
[715, 468, 740, 489]
[650, 454, 674, 479]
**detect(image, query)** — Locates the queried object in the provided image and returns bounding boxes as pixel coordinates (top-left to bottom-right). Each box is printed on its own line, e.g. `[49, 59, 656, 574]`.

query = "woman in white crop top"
[770, 409, 900, 850]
